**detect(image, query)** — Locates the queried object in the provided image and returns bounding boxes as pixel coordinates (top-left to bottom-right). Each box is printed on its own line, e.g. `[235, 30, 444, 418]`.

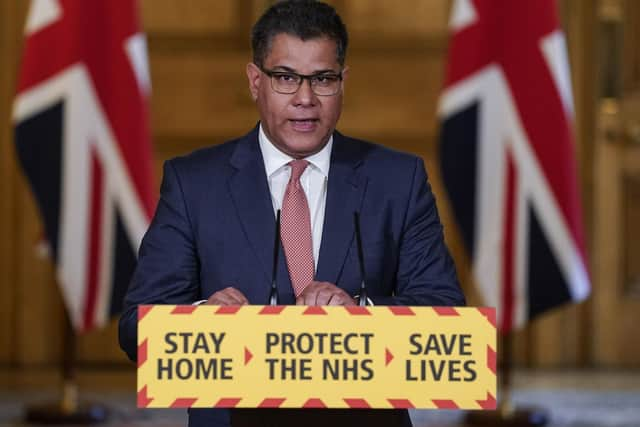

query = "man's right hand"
[205, 287, 249, 305]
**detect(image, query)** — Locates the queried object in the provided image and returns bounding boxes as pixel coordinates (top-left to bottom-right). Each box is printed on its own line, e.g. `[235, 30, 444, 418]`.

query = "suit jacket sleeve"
[370, 157, 465, 307]
[118, 160, 200, 361]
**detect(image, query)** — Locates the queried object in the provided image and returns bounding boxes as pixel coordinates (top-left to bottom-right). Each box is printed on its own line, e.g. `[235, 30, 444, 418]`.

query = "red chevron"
[137, 385, 153, 408]
[137, 338, 148, 368]
[387, 399, 414, 409]
[344, 398, 370, 409]
[138, 305, 153, 321]
[487, 345, 497, 375]
[388, 306, 415, 316]
[433, 307, 459, 316]
[385, 348, 394, 366]
[171, 305, 197, 315]
[433, 399, 459, 409]
[477, 307, 497, 328]
[303, 306, 327, 315]
[170, 398, 198, 408]
[214, 398, 242, 408]
[344, 306, 371, 315]
[303, 398, 326, 408]
[259, 306, 286, 315]
[258, 398, 286, 408]
[216, 306, 241, 314]
[477, 392, 497, 410]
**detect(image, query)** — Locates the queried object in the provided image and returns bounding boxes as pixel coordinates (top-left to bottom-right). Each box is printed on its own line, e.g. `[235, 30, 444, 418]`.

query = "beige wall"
[0, 0, 620, 387]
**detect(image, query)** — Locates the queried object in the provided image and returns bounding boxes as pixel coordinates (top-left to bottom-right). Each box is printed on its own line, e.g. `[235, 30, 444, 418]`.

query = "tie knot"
[289, 159, 309, 182]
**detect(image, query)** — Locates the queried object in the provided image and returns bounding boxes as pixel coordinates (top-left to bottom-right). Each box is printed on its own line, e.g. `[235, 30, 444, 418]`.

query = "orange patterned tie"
[280, 160, 314, 296]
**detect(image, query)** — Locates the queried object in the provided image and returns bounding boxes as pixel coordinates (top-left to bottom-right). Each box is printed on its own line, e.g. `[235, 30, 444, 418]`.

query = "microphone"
[269, 209, 281, 306]
[353, 212, 368, 307]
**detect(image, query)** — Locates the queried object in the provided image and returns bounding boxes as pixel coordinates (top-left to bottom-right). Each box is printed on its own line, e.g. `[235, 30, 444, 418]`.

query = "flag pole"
[24, 300, 108, 424]
[465, 332, 549, 426]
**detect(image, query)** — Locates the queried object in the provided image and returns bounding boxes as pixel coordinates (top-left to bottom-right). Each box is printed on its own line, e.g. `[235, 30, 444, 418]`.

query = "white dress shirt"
[258, 124, 332, 271]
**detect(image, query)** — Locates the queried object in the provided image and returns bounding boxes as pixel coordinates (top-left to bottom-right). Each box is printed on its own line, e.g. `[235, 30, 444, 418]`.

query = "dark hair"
[251, 0, 348, 68]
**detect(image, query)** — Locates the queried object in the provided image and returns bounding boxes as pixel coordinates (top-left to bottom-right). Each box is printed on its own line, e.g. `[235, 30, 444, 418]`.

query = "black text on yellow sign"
[137, 305, 496, 410]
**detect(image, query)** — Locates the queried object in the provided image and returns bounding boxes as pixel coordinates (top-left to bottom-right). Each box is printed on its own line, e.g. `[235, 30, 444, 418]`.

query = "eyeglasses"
[258, 65, 343, 96]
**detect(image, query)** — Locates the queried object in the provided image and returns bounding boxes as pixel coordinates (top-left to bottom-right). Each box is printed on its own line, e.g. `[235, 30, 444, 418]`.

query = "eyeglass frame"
[257, 65, 344, 96]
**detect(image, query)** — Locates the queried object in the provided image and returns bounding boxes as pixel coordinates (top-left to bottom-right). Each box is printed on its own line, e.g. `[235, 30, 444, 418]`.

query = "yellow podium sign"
[137, 305, 496, 410]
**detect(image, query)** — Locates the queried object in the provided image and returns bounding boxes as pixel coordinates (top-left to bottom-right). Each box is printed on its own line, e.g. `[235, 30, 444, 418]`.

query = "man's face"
[246, 33, 347, 159]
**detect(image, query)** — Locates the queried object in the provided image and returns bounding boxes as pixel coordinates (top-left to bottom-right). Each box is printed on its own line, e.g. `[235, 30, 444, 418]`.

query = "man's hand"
[205, 287, 249, 305]
[295, 281, 356, 306]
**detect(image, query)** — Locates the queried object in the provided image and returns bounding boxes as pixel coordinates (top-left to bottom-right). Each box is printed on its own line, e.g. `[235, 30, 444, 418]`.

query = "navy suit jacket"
[119, 126, 464, 427]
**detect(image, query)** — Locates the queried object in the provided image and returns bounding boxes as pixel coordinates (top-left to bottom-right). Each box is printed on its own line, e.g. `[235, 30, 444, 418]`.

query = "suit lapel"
[316, 132, 367, 284]
[227, 128, 276, 287]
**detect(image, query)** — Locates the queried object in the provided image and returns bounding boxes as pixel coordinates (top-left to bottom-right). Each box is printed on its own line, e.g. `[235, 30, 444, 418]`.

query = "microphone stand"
[269, 209, 281, 306]
[353, 212, 368, 306]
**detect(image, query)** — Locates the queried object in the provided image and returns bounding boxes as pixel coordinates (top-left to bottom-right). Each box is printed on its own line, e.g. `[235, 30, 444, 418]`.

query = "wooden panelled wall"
[0, 0, 601, 387]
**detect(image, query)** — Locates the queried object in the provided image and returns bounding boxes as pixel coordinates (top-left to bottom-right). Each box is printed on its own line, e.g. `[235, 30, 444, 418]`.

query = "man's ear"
[246, 62, 261, 101]
[340, 65, 349, 91]
[341, 65, 349, 82]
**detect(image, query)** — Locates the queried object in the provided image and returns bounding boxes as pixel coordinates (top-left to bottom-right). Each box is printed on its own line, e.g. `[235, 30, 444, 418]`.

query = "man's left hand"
[295, 281, 356, 306]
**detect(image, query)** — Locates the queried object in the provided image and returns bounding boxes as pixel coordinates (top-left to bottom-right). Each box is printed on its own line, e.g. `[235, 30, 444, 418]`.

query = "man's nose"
[292, 77, 316, 105]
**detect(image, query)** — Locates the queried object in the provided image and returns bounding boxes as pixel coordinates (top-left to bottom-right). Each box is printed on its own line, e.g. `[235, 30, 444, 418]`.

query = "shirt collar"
[258, 123, 332, 178]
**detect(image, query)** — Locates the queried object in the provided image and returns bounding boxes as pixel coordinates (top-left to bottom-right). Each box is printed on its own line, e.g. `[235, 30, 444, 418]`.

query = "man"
[119, 1, 464, 426]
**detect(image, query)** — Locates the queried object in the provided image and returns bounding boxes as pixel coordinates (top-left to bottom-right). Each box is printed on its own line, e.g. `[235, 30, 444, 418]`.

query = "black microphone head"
[270, 209, 282, 306]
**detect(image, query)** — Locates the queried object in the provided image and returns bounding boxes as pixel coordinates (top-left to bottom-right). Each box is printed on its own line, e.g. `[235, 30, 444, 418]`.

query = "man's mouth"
[289, 119, 318, 131]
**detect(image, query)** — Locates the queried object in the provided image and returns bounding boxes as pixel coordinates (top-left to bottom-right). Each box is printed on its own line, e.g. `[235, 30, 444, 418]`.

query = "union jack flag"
[438, 0, 590, 332]
[13, 0, 155, 332]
